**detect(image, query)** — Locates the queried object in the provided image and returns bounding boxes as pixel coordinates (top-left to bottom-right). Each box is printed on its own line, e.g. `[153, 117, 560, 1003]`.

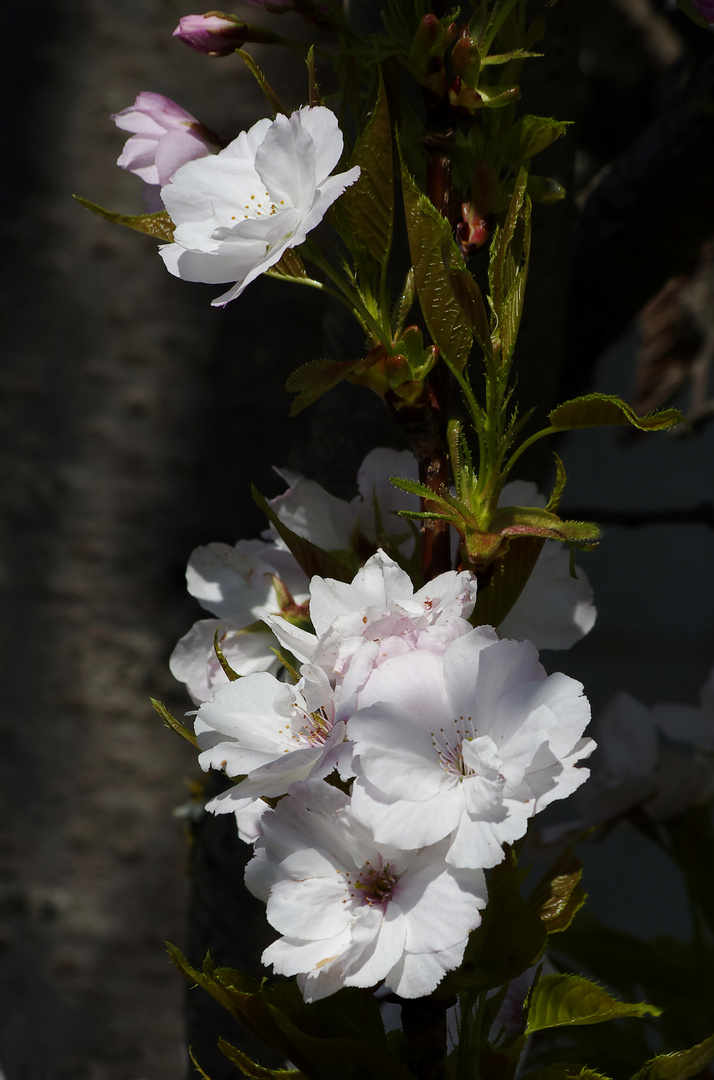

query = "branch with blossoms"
[80, 1, 714, 1079]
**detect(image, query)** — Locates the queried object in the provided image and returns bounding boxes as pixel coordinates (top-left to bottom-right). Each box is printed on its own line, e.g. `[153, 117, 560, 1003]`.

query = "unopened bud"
[172, 12, 280, 56]
[456, 162, 497, 254]
[448, 76, 483, 114]
[456, 203, 492, 254]
[451, 27, 480, 86]
[409, 15, 458, 100]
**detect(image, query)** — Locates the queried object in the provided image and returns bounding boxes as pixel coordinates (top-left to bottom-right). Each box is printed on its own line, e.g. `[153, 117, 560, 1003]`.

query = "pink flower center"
[431, 715, 478, 779]
[281, 700, 333, 748]
[347, 860, 399, 907]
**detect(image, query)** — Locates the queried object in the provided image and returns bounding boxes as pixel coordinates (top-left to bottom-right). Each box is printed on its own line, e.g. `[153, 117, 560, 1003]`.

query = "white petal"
[295, 106, 345, 183]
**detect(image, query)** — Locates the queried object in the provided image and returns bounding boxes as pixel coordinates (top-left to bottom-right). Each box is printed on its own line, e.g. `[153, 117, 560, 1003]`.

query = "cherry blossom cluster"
[193, 549, 594, 1000]
[168, 451, 597, 1001]
[171, 449, 596, 705]
[112, 68, 601, 1009]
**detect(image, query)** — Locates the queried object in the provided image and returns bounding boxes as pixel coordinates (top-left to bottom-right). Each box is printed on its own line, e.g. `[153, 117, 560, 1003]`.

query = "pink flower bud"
[172, 13, 280, 55]
[111, 91, 221, 209]
[456, 202, 492, 254]
[456, 162, 498, 255]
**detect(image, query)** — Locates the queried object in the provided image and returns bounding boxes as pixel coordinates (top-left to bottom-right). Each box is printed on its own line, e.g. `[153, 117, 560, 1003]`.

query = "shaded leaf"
[151, 698, 197, 747]
[190, 1047, 218, 1080]
[526, 973, 661, 1034]
[527, 175, 566, 204]
[525, 1068, 612, 1080]
[506, 115, 569, 165]
[471, 535, 545, 628]
[549, 394, 684, 432]
[546, 453, 567, 514]
[306, 46, 321, 108]
[478, 84, 521, 107]
[267, 249, 322, 286]
[500, 196, 531, 363]
[481, 49, 543, 67]
[340, 79, 394, 264]
[553, 911, 697, 1021]
[218, 1038, 307, 1079]
[252, 485, 355, 582]
[286, 354, 382, 415]
[490, 505, 600, 547]
[401, 157, 473, 372]
[448, 266, 491, 352]
[213, 629, 241, 682]
[489, 167, 528, 337]
[167, 945, 414, 1080]
[74, 196, 175, 242]
[236, 49, 286, 115]
[632, 1034, 714, 1080]
[527, 848, 585, 935]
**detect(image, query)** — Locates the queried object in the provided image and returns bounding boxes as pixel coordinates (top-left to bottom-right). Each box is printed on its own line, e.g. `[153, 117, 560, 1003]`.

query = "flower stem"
[301, 241, 390, 346]
[400, 996, 455, 1080]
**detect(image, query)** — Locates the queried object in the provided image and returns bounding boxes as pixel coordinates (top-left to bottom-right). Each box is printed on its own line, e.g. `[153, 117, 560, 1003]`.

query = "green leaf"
[151, 698, 197, 747]
[401, 155, 473, 372]
[549, 394, 684, 432]
[500, 196, 531, 363]
[267, 249, 324, 288]
[478, 84, 521, 108]
[632, 1034, 714, 1080]
[213, 629, 241, 682]
[552, 911, 698, 1025]
[489, 505, 600, 547]
[285, 353, 383, 415]
[340, 78, 394, 264]
[489, 167, 528, 349]
[546, 453, 567, 514]
[526, 973, 662, 1035]
[390, 474, 453, 508]
[480, 49, 543, 67]
[527, 175, 566, 204]
[73, 196, 175, 242]
[525, 1068, 612, 1080]
[448, 266, 491, 352]
[218, 1038, 307, 1079]
[470, 535, 545, 628]
[167, 947, 413, 1080]
[252, 485, 355, 583]
[506, 115, 569, 165]
[190, 1047, 218, 1080]
[527, 849, 585, 935]
[306, 45, 320, 108]
[236, 49, 286, 115]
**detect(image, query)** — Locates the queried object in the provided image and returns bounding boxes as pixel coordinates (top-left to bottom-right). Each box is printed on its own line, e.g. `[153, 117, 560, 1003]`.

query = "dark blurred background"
[0, 1, 712, 1077]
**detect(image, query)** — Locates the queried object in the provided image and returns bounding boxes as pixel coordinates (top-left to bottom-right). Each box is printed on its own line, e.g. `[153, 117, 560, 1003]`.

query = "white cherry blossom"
[262, 550, 479, 709]
[269, 448, 419, 556]
[159, 106, 360, 305]
[245, 781, 487, 1001]
[348, 629, 594, 869]
[170, 539, 308, 703]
